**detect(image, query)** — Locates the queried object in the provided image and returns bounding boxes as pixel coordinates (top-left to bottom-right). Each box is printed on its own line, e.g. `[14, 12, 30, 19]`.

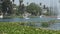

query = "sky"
[12, 0, 60, 15]
[14, 0, 59, 7]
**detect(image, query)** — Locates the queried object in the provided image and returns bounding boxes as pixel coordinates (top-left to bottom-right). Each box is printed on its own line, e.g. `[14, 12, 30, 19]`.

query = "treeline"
[17, 3, 57, 16]
[0, 0, 58, 16]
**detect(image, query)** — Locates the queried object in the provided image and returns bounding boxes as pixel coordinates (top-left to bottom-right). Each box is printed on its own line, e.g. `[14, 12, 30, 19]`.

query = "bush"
[20, 23, 25, 25]
[0, 22, 60, 34]
[48, 20, 55, 24]
[26, 22, 35, 26]
[41, 22, 49, 27]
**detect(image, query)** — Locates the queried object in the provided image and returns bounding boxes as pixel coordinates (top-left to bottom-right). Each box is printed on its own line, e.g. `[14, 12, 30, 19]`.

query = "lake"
[0, 17, 60, 30]
[0, 17, 56, 22]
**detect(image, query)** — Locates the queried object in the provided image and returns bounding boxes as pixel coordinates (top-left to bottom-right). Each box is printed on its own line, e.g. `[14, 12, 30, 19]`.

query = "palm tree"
[19, 0, 23, 6]
[39, 3, 42, 16]
[27, 2, 29, 6]
[12, 0, 14, 4]
[43, 5, 45, 10]
[40, 3, 42, 6]
[19, 0, 23, 14]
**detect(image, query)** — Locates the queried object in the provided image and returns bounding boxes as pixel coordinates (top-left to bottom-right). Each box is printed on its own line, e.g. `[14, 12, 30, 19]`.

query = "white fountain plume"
[40, 15, 43, 18]
[57, 0, 60, 19]
[23, 12, 31, 19]
[0, 13, 3, 18]
[0, 15, 3, 18]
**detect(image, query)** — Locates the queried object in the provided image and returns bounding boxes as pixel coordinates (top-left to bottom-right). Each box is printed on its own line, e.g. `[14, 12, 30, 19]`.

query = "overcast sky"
[14, 0, 59, 7]
[13, 0, 60, 14]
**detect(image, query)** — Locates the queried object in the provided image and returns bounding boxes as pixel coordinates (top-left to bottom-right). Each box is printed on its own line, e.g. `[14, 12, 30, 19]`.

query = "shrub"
[41, 22, 49, 27]
[26, 22, 35, 26]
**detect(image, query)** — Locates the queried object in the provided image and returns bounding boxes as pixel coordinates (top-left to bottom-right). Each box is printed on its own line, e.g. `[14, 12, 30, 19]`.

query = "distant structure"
[39, 3, 48, 18]
[40, 3, 48, 15]
[42, 5, 48, 14]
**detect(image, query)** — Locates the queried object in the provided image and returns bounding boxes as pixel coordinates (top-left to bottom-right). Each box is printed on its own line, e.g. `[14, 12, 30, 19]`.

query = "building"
[42, 8, 47, 14]
[41, 5, 48, 15]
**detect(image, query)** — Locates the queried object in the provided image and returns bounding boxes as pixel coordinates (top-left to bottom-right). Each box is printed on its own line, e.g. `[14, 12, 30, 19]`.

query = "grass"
[4, 15, 23, 18]
[0, 22, 60, 34]
[29, 16, 38, 18]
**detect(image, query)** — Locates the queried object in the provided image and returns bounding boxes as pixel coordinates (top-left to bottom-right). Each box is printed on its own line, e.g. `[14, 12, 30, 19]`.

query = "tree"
[19, 0, 23, 6]
[2, 0, 12, 16]
[26, 3, 42, 16]
[18, 0, 24, 15]
[12, 0, 15, 2]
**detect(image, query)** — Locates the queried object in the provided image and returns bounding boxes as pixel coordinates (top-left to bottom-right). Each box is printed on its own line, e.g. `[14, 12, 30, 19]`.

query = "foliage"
[1, 0, 58, 16]
[2, 0, 12, 15]
[48, 20, 55, 24]
[26, 22, 35, 26]
[26, 3, 42, 16]
[0, 22, 60, 34]
[41, 20, 55, 27]
[4, 15, 23, 18]
[41, 22, 50, 27]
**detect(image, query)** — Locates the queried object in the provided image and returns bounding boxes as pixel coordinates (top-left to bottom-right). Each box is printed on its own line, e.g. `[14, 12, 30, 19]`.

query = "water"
[49, 23, 60, 30]
[48, 0, 60, 30]
[34, 22, 60, 30]
[0, 17, 60, 30]
[0, 17, 56, 22]
[57, 0, 60, 19]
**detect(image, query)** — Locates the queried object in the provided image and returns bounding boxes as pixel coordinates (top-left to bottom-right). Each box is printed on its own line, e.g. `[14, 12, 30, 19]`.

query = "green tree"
[26, 3, 42, 16]
[2, 0, 12, 16]
[18, 0, 24, 15]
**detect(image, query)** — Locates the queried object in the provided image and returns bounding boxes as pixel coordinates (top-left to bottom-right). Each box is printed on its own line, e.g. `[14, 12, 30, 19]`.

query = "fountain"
[23, 13, 31, 19]
[40, 15, 43, 18]
[0, 12, 3, 18]
[23, 15, 30, 19]
[57, 0, 60, 19]
[57, 16, 60, 19]
[0, 14, 3, 18]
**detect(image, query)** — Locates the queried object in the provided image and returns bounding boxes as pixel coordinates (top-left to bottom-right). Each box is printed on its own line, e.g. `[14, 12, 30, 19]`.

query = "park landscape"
[0, 0, 60, 34]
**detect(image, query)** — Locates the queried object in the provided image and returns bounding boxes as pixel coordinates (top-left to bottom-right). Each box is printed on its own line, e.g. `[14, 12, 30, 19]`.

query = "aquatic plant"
[41, 22, 49, 27]
[41, 20, 55, 27]
[26, 22, 35, 26]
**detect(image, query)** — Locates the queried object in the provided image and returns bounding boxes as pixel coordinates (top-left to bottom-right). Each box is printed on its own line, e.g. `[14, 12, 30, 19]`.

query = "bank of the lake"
[4, 16, 39, 18]
[0, 22, 60, 34]
[4, 16, 23, 18]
